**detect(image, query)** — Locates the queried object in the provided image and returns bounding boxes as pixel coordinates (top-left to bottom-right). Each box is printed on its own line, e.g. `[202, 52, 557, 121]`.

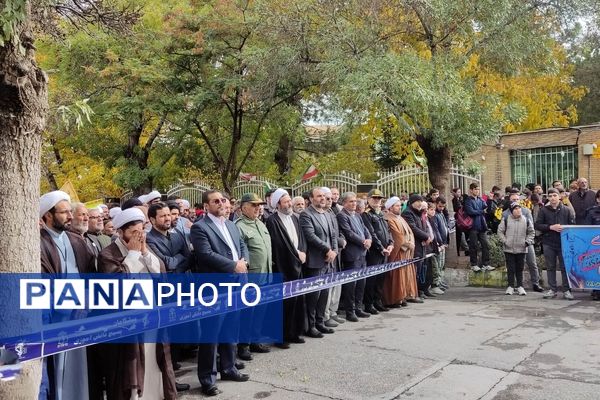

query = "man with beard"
[69, 202, 101, 261]
[292, 196, 306, 217]
[98, 207, 178, 400]
[39, 191, 98, 400]
[361, 189, 394, 313]
[300, 187, 340, 337]
[190, 190, 250, 396]
[146, 202, 190, 273]
[267, 188, 308, 346]
[569, 177, 596, 225]
[330, 187, 343, 214]
[88, 206, 111, 249]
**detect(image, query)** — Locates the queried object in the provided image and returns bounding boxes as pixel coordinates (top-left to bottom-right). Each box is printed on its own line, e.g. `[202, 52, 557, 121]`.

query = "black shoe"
[275, 342, 290, 349]
[345, 312, 359, 322]
[176, 382, 190, 392]
[201, 385, 221, 396]
[355, 310, 371, 318]
[305, 328, 324, 338]
[235, 361, 245, 370]
[365, 304, 379, 314]
[400, 300, 408, 307]
[172, 361, 181, 371]
[423, 290, 436, 298]
[532, 284, 544, 293]
[315, 324, 335, 334]
[249, 343, 270, 353]
[374, 302, 390, 312]
[324, 319, 339, 328]
[289, 336, 305, 344]
[237, 346, 253, 361]
[221, 371, 250, 382]
[386, 303, 401, 308]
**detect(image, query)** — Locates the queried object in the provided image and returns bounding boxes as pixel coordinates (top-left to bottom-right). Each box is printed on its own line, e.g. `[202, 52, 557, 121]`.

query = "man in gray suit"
[299, 187, 340, 338]
[190, 190, 250, 396]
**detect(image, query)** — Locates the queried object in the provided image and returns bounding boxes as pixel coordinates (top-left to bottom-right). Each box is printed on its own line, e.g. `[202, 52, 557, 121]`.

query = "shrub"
[487, 233, 506, 269]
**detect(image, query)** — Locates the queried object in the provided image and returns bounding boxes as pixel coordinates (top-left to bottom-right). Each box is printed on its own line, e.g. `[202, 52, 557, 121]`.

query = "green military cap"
[241, 193, 266, 204]
[368, 188, 384, 198]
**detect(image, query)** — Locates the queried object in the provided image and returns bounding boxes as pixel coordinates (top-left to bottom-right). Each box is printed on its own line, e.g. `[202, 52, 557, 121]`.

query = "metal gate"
[376, 166, 481, 197]
[232, 176, 278, 201]
[166, 182, 212, 207]
[291, 172, 360, 197]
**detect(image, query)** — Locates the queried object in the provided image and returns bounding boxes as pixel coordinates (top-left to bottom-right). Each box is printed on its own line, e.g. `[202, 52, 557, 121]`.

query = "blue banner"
[561, 226, 600, 290]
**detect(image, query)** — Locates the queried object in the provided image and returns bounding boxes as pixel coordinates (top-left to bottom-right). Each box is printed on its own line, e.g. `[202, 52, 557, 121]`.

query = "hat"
[112, 207, 146, 230]
[385, 196, 401, 210]
[99, 204, 108, 210]
[109, 207, 122, 219]
[265, 188, 277, 197]
[40, 191, 71, 218]
[145, 190, 161, 203]
[181, 199, 190, 209]
[270, 188, 289, 209]
[408, 194, 424, 205]
[321, 187, 332, 195]
[241, 193, 266, 205]
[510, 202, 521, 212]
[137, 194, 149, 204]
[368, 189, 384, 198]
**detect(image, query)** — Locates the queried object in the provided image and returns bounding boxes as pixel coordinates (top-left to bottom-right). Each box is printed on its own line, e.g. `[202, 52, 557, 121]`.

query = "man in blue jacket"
[464, 183, 494, 272]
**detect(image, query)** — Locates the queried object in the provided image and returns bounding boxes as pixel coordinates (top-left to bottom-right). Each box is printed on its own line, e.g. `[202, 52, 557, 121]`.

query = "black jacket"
[337, 209, 371, 265]
[361, 208, 393, 264]
[401, 206, 430, 258]
[534, 203, 574, 249]
[584, 205, 600, 225]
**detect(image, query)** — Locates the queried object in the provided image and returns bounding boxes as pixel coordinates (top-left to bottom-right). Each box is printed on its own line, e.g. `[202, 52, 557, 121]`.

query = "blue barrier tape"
[0, 254, 428, 378]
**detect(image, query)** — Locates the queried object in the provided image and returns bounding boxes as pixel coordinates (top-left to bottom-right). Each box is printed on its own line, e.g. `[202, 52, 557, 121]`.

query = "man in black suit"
[299, 187, 339, 338]
[266, 188, 308, 346]
[337, 192, 372, 321]
[190, 190, 250, 396]
[146, 202, 190, 273]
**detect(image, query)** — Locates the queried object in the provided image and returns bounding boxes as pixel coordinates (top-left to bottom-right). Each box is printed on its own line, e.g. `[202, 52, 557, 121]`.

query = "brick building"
[473, 123, 600, 191]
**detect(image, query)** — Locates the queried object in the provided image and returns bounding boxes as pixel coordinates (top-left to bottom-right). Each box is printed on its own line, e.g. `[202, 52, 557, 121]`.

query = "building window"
[510, 146, 578, 190]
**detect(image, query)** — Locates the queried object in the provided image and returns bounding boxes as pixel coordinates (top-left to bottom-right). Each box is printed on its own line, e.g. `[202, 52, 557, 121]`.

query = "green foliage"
[487, 234, 506, 269]
[0, 0, 27, 47]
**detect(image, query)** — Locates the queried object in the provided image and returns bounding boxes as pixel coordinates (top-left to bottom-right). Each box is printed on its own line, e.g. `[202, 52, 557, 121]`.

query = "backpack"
[455, 208, 473, 231]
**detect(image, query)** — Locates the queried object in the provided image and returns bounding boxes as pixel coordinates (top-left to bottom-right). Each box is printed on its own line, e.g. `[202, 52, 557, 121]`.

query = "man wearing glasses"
[190, 190, 250, 396]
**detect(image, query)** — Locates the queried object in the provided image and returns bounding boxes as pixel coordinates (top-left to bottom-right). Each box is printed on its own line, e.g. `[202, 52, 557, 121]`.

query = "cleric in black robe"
[265, 189, 308, 345]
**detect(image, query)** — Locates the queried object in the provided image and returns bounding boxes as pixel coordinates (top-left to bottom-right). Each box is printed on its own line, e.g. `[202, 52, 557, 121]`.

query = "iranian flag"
[239, 173, 257, 181]
[301, 164, 319, 181]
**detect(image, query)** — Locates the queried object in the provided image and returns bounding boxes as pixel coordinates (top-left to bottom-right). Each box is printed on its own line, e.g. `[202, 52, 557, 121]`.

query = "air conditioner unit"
[582, 143, 597, 156]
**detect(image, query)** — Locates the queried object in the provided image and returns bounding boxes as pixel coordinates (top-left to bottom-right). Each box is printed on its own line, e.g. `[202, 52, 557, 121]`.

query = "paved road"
[177, 287, 600, 399]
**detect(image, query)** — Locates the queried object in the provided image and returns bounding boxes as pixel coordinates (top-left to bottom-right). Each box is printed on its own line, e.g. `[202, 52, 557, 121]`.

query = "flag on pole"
[301, 164, 319, 181]
[84, 199, 104, 209]
[239, 173, 257, 182]
[59, 180, 80, 203]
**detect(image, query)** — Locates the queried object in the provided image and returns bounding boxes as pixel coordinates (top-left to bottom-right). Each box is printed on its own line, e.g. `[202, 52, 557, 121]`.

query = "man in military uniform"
[235, 193, 273, 359]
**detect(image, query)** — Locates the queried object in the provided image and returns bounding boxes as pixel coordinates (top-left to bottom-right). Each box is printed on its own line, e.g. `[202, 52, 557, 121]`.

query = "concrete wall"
[472, 124, 600, 191]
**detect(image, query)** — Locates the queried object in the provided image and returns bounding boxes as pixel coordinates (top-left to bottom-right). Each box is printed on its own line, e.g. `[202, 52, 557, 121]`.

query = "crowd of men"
[36, 176, 600, 399]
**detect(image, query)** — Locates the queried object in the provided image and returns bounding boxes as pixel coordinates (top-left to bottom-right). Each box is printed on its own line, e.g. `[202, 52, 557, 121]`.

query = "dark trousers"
[543, 244, 568, 292]
[416, 258, 434, 292]
[468, 229, 490, 266]
[304, 267, 329, 328]
[283, 295, 306, 341]
[505, 252, 525, 288]
[455, 226, 469, 256]
[197, 343, 237, 388]
[363, 254, 385, 307]
[341, 258, 366, 312]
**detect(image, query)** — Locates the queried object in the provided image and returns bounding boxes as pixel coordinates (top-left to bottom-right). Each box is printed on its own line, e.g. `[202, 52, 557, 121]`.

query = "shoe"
[386, 303, 401, 308]
[406, 298, 423, 304]
[201, 385, 221, 396]
[324, 319, 338, 328]
[400, 300, 408, 307]
[355, 309, 371, 318]
[440, 282, 449, 289]
[482, 265, 495, 271]
[172, 361, 181, 371]
[315, 324, 335, 334]
[365, 304, 379, 314]
[289, 336, 305, 344]
[517, 286, 527, 296]
[563, 290, 574, 300]
[505, 286, 514, 295]
[275, 342, 290, 349]
[235, 361, 245, 370]
[237, 346, 253, 361]
[471, 265, 481, 272]
[249, 343, 270, 353]
[374, 302, 390, 312]
[532, 284, 544, 293]
[221, 371, 250, 382]
[176, 382, 190, 392]
[430, 287, 445, 295]
[305, 328, 324, 338]
[331, 315, 346, 324]
[345, 312, 359, 322]
[423, 290, 436, 298]
[542, 289, 557, 299]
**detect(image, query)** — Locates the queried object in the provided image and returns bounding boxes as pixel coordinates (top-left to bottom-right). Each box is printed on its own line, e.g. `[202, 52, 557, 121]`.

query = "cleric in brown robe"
[265, 189, 308, 345]
[39, 190, 102, 400]
[97, 207, 177, 400]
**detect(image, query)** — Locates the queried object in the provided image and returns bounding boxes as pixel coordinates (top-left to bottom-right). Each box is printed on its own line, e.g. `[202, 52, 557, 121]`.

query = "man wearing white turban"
[39, 191, 99, 400]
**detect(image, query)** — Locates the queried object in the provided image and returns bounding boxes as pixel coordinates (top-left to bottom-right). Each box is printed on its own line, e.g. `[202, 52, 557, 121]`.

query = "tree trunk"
[0, 2, 46, 398]
[274, 134, 292, 176]
[416, 135, 452, 197]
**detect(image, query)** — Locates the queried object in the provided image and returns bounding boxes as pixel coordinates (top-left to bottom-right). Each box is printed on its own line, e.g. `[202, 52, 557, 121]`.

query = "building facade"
[474, 124, 600, 191]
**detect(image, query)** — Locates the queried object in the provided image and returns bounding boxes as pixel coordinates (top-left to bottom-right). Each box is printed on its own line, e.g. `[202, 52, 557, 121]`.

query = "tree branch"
[144, 112, 167, 151]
